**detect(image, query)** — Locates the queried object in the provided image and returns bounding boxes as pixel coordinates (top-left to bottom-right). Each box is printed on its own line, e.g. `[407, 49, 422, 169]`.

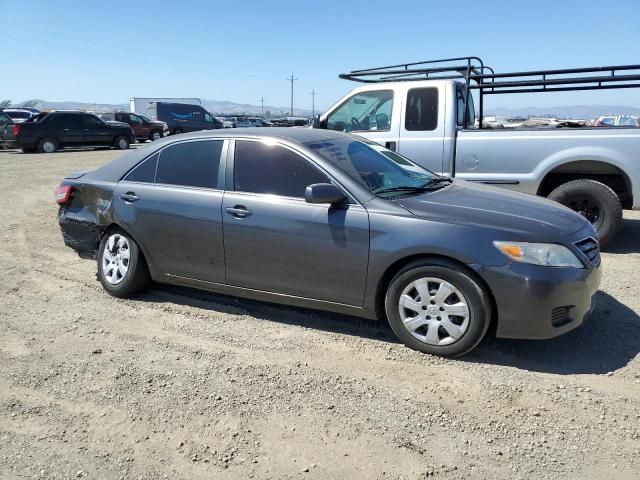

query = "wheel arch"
[101, 222, 153, 269]
[537, 159, 634, 209]
[374, 253, 498, 336]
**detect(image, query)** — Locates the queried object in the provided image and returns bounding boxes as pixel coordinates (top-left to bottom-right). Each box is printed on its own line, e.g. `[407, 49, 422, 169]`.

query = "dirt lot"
[0, 146, 639, 480]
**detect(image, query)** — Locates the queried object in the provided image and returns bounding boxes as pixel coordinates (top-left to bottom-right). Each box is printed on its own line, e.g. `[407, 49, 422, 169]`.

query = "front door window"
[326, 90, 393, 133]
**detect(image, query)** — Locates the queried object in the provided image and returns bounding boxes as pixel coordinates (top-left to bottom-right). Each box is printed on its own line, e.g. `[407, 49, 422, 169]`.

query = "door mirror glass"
[304, 183, 346, 205]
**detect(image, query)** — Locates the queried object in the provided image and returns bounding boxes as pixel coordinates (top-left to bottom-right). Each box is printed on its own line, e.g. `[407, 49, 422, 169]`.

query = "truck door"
[397, 85, 446, 175]
[323, 89, 400, 152]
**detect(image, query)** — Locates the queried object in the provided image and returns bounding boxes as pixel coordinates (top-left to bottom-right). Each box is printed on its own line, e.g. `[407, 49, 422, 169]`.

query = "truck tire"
[113, 135, 130, 150]
[150, 130, 162, 141]
[547, 179, 622, 246]
[37, 138, 58, 153]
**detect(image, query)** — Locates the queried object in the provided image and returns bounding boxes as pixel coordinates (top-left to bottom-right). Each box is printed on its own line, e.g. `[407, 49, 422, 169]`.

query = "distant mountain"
[486, 105, 640, 120]
[9, 98, 313, 117]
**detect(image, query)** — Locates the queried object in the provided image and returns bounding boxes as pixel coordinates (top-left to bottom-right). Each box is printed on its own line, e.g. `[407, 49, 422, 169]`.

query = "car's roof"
[159, 127, 349, 144]
[84, 128, 352, 182]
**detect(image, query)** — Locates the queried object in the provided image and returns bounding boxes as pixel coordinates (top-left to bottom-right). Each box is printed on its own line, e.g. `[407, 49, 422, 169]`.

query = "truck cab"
[316, 58, 640, 245]
[318, 80, 473, 176]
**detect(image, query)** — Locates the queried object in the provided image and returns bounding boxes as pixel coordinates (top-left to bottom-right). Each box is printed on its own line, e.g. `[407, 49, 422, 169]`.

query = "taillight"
[11, 124, 20, 136]
[54, 185, 72, 204]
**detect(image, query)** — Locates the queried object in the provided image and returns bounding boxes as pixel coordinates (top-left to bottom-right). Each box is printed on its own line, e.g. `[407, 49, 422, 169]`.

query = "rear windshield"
[6, 111, 30, 119]
[305, 138, 435, 196]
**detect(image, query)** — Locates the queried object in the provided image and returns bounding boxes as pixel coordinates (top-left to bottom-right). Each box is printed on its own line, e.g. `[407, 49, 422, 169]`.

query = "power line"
[287, 74, 298, 116]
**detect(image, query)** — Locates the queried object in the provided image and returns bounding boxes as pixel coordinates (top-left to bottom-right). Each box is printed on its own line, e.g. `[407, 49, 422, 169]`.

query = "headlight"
[493, 241, 583, 268]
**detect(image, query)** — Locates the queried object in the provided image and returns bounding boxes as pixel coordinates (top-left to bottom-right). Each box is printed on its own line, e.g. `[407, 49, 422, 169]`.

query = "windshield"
[305, 138, 445, 198]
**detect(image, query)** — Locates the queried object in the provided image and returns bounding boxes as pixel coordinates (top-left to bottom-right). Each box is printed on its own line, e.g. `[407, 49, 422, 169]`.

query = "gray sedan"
[56, 128, 601, 357]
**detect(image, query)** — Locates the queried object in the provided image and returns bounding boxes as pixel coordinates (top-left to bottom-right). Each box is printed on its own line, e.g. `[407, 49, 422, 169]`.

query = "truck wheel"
[150, 130, 162, 141]
[547, 179, 622, 246]
[384, 259, 491, 357]
[37, 138, 58, 153]
[113, 135, 130, 150]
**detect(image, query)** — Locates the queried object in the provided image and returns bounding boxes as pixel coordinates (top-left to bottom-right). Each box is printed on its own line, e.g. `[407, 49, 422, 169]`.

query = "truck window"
[128, 114, 143, 125]
[326, 90, 393, 133]
[456, 87, 475, 128]
[405, 88, 438, 131]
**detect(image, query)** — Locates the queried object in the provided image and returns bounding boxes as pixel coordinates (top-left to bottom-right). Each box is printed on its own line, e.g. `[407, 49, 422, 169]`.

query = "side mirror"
[312, 114, 320, 129]
[305, 183, 346, 205]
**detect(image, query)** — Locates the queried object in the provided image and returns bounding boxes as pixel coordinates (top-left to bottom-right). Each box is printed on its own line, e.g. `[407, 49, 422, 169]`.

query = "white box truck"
[129, 98, 201, 117]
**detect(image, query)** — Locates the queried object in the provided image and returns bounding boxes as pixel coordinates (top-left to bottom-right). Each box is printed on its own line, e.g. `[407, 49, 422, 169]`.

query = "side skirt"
[155, 272, 378, 320]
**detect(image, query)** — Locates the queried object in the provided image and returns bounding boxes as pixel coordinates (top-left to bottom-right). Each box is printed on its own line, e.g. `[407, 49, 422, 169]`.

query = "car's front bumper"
[473, 260, 601, 339]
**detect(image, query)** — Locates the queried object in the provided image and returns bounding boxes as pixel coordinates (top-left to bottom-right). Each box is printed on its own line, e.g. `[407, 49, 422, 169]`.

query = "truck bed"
[455, 127, 640, 209]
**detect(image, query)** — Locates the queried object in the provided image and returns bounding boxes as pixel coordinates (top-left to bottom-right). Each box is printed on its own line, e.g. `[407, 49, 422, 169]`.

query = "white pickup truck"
[314, 58, 640, 245]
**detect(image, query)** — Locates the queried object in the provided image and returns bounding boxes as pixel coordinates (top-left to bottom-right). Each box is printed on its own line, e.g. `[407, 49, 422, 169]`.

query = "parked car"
[55, 128, 600, 357]
[2, 108, 39, 123]
[13, 111, 135, 153]
[100, 111, 169, 142]
[0, 111, 14, 148]
[593, 115, 639, 127]
[146, 102, 222, 134]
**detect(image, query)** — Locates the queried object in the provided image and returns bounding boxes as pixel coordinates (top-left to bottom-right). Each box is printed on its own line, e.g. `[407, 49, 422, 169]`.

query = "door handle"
[225, 206, 252, 218]
[385, 141, 397, 151]
[120, 192, 139, 203]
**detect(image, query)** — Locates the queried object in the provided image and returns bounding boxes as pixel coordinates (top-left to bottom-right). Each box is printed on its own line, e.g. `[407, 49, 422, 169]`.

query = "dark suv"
[12, 111, 135, 153]
[100, 112, 169, 142]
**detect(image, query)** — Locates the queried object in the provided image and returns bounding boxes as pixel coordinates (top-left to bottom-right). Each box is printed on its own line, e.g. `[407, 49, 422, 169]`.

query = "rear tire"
[37, 138, 58, 153]
[384, 259, 491, 357]
[113, 135, 130, 150]
[97, 229, 149, 297]
[547, 179, 622, 246]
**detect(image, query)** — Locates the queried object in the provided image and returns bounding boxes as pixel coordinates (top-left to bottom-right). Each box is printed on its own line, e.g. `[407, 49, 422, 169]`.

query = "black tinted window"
[83, 115, 103, 128]
[54, 114, 83, 129]
[405, 88, 438, 131]
[234, 140, 329, 198]
[156, 140, 222, 188]
[125, 153, 158, 183]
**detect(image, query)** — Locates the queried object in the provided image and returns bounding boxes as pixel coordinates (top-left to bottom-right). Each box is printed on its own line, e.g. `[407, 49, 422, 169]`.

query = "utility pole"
[310, 89, 317, 117]
[260, 96, 264, 117]
[287, 73, 297, 116]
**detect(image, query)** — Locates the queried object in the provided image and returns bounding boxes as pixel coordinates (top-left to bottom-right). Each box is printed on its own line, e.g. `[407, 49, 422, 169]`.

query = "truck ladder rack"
[339, 57, 640, 128]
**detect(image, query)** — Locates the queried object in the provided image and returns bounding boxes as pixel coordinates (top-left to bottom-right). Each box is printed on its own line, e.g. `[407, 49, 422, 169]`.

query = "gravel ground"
[0, 146, 639, 480]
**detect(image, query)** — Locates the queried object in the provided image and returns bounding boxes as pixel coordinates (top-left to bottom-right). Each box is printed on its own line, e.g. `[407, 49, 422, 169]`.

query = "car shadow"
[136, 284, 395, 343]
[468, 290, 640, 375]
[134, 285, 638, 375]
[602, 217, 640, 254]
[2, 144, 144, 155]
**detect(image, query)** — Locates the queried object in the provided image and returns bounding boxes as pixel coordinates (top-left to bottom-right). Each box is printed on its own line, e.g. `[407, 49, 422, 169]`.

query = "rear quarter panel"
[455, 128, 640, 208]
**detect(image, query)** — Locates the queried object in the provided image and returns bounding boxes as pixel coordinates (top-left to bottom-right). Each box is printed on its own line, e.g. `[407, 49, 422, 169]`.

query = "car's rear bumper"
[58, 209, 100, 255]
[473, 261, 601, 339]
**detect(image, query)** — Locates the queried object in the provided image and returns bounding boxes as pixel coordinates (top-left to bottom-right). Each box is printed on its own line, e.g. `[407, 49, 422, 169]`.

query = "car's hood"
[394, 179, 589, 241]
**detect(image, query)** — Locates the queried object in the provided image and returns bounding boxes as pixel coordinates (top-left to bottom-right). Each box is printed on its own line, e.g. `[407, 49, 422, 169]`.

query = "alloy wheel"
[398, 277, 470, 346]
[102, 234, 131, 285]
[43, 141, 56, 153]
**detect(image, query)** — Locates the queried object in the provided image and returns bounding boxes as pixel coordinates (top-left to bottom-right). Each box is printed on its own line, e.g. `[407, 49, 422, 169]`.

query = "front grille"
[551, 306, 573, 327]
[574, 237, 600, 266]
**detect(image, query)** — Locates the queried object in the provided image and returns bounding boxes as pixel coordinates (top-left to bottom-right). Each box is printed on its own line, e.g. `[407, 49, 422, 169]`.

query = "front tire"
[37, 138, 58, 153]
[150, 130, 162, 141]
[113, 135, 130, 150]
[98, 230, 149, 297]
[547, 179, 622, 246]
[384, 260, 491, 357]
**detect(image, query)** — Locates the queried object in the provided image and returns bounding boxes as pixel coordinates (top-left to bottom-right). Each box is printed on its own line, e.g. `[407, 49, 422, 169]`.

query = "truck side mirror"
[312, 114, 320, 129]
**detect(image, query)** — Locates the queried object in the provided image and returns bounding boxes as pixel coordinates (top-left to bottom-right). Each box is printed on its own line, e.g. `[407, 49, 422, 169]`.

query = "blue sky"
[1, 0, 639, 111]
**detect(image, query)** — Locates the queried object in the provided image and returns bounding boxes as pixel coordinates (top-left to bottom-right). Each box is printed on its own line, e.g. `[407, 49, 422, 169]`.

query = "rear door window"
[156, 140, 223, 188]
[405, 88, 438, 131]
[55, 114, 83, 129]
[234, 140, 329, 198]
[124, 153, 159, 183]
